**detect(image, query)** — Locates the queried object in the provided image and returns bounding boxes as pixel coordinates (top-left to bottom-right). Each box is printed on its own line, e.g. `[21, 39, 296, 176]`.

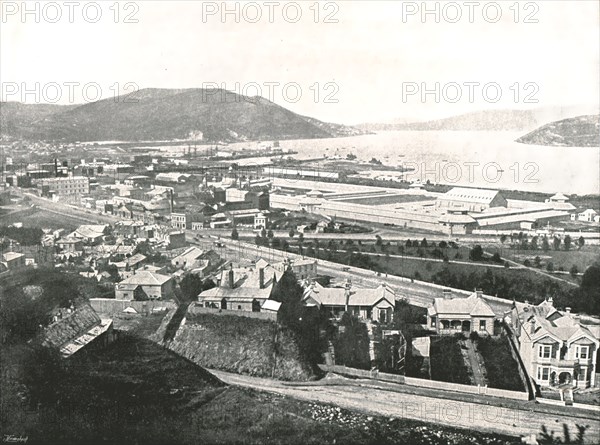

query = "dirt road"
[210, 369, 600, 443]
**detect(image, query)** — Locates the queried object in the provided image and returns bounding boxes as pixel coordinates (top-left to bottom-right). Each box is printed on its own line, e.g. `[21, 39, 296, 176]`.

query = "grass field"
[0, 207, 80, 231]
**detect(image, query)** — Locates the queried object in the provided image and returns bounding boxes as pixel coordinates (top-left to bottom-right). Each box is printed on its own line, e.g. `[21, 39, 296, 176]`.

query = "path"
[462, 339, 487, 387]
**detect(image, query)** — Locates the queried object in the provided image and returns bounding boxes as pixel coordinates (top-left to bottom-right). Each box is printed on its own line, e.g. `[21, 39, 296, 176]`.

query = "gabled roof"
[73, 225, 107, 239]
[430, 292, 495, 317]
[42, 304, 101, 350]
[516, 300, 600, 346]
[440, 187, 501, 205]
[119, 270, 172, 286]
[303, 282, 396, 308]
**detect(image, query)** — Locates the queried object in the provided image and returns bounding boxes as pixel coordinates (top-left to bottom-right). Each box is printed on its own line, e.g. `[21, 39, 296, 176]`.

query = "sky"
[1, 0, 599, 124]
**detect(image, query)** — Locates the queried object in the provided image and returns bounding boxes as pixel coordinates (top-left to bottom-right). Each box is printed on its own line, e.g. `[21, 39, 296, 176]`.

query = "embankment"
[166, 311, 314, 381]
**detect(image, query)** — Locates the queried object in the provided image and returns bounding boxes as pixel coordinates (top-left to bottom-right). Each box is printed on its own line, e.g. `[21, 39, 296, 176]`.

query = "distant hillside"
[357, 106, 600, 132]
[0, 102, 77, 138]
[0, 88, 364, 143]
[516, 115, 600, 147]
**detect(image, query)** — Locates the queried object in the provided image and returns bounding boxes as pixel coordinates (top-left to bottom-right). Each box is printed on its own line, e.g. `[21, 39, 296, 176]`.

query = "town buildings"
[37, 176, 90, 196]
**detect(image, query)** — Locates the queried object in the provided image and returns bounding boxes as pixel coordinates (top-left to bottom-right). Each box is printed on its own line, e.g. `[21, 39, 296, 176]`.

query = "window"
[538, 345, 552, 359]
[430, 317, 436, 328]
[579, 367, 587, 382]
[575, 346, 589, 360]
[479, 320, 486, 331]
[537, 366, 550, 381]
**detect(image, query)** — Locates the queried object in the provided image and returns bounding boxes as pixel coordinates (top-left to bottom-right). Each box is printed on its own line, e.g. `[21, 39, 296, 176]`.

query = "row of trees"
[501, 233, 585, 251]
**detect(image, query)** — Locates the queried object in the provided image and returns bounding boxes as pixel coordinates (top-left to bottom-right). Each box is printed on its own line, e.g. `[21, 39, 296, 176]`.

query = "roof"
[430, 292, 496, 317]
[3, 252, 25, 261]
[262, 300, 282, 312]
[515, 300, 600, 346]
[198, 263, 282, 301]
[119, 270, 172, 286]
[549, 193, 569, 201]
[74, 224, 107, 239]
[171, 246, 205, 264]
[42, 304, 101, 351]
[303, 282, 396, 308]
[440, 187, 501, 205]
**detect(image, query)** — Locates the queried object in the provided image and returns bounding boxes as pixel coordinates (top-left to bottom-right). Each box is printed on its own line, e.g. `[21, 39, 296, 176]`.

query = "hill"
[357, 106, 600, 132]
[0, 88, 364, 143]
[516, 115, 600, 147]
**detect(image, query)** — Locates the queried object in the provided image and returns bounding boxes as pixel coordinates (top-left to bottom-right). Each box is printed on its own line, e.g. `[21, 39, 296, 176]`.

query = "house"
[437, 187, 507, 213]
[111, 253, 147, 276]
[115, 271, 175, 300]
[572, 208, 599, 223]
[197, 262, 282, 312]
[170, 246, 219, 273]
[72, 225, 107, 244]
[55, 237, 84, 253]
[273, 258, 318, 280]
[1, 252, 26, 270]
[302, 280, 395, 323]
[427, 290, 496, 335]
[254, 212, 268, 229]
[508, 299, 599, 389]
[41, 304, 114, 358]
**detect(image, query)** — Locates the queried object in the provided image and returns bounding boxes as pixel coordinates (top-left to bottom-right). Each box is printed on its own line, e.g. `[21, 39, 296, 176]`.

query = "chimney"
[547, 297, 554, 307]
[259, 267, 265, 289]
[529, 318, 536, 335]
[443, 289, 452, 299]
[344, 278, 352, 312]
[565, 307, 571, 314]
[476, 289, 483, 299]
[228, 265, 235, 289]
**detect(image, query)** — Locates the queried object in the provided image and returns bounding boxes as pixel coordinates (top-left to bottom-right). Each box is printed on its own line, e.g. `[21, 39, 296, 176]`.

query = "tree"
[179, 274, 213, 302]
[500, 234, 507, 244]
[469, 245, 484, 261]
[267, 229, 274, 240]
[546, 262, 554, 273]
[530, 236, 538, 250]
[553, 236, 561, 251]
[438, 241, 448, 249]
[420, 238, 428, 248]
[375, 235, 383, 246]
[534, 256, 542, 268]
[289, 228, 295, 238]
[231, 227, 239, 240]
[260, 227, 267, 238]
[405, 239, 412, 247]
[542, 237, 550, 252]
[255, 234, 263, 246]
[491, 253, 502, 263]
[564, 235, 572, 251]
[298, 233, 304, 245]
[570, 265, 579, 278]
[523, 259, 532, 267]
[578, 236, 585, 249]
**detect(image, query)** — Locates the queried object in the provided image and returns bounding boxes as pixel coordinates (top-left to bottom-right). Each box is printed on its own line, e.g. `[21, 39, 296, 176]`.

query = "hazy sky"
[2, 1, 599, 124]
